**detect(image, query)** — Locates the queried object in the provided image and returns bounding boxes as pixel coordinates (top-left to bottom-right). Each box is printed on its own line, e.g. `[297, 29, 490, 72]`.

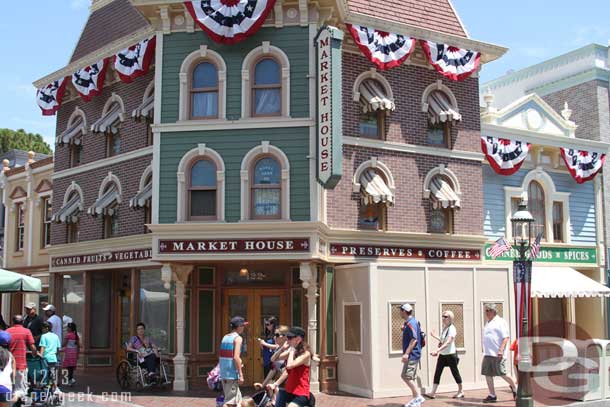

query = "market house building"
[0, 153, 53, 315]
[480, 92, 610, 344]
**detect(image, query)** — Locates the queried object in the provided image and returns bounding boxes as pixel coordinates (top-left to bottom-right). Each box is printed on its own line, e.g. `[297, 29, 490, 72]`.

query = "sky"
[1, 1, 609, 150]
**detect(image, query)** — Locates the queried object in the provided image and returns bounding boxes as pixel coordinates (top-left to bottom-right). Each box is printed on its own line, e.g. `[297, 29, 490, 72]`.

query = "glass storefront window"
[61, 274, 85, 345]
[90, 273, 111, 348]
[139, 269, 170, 350]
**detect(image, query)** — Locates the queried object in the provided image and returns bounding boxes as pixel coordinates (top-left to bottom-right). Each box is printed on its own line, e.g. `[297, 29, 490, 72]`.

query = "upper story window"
[41, 196, 52, 249]
[106, 131, 121, 157]
[252, 58, 281, 117]
[133, 81, 155, 146]
[423, 166, 462, 234]
[92, 95, 125, 158]
[422, 81, 461, 148]
[353, 71, 395, 140]
[52, 184, 84, 244]
[352, 159, 396, 231]
[190, 62, 219, 119]
[88, 173, 121, 238]
[59, 107, 86, 168]
[70, 144, 83, 167]
[189, 159, 217, 220]
[15, 203, 25, 252]
[528, 181, 546, 240]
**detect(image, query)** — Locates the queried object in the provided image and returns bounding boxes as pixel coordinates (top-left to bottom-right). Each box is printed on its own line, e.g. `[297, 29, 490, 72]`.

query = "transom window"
[251, 156, 281, 219]
[252, 58, 281, 116]
[190, 61, 219, 119]
[189, 159, 217, 220]
[15, 203, 25, 252]
[41, 197, 52, 248]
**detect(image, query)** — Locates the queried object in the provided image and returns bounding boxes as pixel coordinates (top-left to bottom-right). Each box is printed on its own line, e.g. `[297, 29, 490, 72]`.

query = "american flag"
[489, 237, 512, 259]
[530, 233, 542, 260]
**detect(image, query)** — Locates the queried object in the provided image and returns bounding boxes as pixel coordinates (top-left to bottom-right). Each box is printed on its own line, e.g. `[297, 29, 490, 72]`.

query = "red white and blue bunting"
[184, 0, 276, 44]
[114, 36, 156, 83]
[560, 148, 606, 184]
[481, 136, 530, 176]
[71, 59, 109, 102]
[346, 24, 415, 70]
[36, 78, 68, 116]
[420, 40, 480, 81]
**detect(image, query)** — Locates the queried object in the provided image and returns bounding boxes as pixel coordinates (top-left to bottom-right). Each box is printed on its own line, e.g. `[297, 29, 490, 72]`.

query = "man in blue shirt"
[400, 303, 424, 407]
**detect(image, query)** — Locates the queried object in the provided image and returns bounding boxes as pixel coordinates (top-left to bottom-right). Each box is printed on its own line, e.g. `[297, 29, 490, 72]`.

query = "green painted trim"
[325, 266, 335, 356]
[483, 43, 608, 89]
[169, 281, 175, 353]
[198, 289, 214, 353]
[528, 68, 610, 96]
[484, 243, 597, 264]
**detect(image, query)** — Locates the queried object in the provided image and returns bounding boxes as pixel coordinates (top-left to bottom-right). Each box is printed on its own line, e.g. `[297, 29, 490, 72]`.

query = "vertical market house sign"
[484, 243, 597, 264]
[315, 26, 344, 189]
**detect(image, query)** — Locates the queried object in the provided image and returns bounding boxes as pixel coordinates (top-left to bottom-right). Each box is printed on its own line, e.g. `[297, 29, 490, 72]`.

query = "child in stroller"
[26, 354, 61, 406]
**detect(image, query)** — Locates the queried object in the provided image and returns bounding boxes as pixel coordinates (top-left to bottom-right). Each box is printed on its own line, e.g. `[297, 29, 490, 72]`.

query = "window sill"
[155, 117, 314, 132]
[178, 220, 226, 223]
[13, 251, 24, 257]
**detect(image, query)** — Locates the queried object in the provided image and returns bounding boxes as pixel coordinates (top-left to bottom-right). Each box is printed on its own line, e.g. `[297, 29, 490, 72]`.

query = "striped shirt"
[6, 326, 34, 370]
[219, 332, 239, 380]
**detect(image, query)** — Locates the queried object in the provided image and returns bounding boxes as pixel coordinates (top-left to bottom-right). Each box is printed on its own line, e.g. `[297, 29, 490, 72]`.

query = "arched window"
[528, 181, 546, 240]
[422, 81, 461, 149]
[188, 159, 217, 220]
[423, 165, 461, 234]
[92, 94, 125, 158]
[66, 191, 80, 243]
[251, 156, 281, 219]
[102, 183, 120, 239]
[190, 62, 219, 119]
[252, 58, 281, 116]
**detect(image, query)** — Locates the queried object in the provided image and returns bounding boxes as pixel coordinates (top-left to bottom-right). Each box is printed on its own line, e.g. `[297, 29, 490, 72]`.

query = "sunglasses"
[442, 315, 450, 319]
[274, 333, 285, 338]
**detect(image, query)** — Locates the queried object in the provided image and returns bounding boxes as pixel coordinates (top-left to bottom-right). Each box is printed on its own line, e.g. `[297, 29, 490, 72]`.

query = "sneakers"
[483, 395, 497, 403]
[403, 395, 425, 407]
[68, 378, 76, 386]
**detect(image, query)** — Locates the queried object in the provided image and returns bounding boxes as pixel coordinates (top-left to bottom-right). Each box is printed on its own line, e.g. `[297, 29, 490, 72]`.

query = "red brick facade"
[327, 52, 484, 235]
[51, 70, 154, 245]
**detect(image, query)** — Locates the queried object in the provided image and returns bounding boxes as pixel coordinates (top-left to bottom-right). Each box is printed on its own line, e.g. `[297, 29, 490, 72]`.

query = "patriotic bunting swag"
[346, 24, 415, 70]
[481, 136, 530, 176]
[36, 78, 68, 116]
[114, 36, 156, 83]
[560, 147, 606, 183]
[72, 59, 109, 102]
[184, 0, 276, 44]
[421, 40, 480, 81]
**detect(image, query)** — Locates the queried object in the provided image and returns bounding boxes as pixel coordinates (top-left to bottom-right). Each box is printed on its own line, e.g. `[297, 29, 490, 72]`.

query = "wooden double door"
[222, 288, 287, 385]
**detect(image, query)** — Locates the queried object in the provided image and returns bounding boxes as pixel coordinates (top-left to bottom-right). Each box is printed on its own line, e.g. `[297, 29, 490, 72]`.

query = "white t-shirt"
[440, 325, 457, 355]
[47, 314, 63, 344]
[483, 315, 509, 357]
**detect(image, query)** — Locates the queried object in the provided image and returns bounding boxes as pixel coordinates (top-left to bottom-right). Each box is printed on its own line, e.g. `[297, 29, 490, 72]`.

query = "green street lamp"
[510, 200, 534, 407]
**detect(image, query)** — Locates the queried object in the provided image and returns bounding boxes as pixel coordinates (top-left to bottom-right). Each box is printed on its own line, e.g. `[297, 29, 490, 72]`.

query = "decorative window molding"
[10, 186, 27, 200]
[35, 179, 53, 194]
[504, 167, 570, 243]
[241, 42, 290, 118]
[139, 164, 153, 193]
[98, 171, 123, 201]
[352, 157, 396, 194]
[176, 144, 225, 222]
[63, 181, 84, 207]
[422, 164, 462, 201]
[92, 93, 126, 136]
[240, 141, 290, 221]
[68, 106, 87, 129]
[178, 46, 227, 121]
[133, 81, 155, 123]
[101, 93, 126, 121]
[421, 80, 459, 114]
[352, 68, 394, 104]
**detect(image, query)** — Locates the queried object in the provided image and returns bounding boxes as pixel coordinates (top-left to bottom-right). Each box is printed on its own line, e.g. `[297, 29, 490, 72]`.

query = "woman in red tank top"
[280, 327, 312, 407]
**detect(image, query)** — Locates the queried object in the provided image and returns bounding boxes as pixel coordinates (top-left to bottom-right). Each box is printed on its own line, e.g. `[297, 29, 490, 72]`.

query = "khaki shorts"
[481, 355, 507, 377]
[401, 360, 419, 381]
[222, 379, 242, 405]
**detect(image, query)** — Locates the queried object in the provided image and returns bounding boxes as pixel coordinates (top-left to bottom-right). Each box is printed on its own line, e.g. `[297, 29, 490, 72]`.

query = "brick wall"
[342, 52, 481, 152]
[54, 70, 154, 172]
[326, 145, 483, 235]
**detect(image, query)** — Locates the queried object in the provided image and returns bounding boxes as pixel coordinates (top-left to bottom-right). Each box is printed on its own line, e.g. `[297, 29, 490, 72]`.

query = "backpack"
[206, 363, 222, 391]
[406, 319, 426, 348]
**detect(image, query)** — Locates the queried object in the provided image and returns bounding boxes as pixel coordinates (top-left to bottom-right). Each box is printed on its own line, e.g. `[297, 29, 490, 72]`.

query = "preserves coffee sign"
[52, 248, 152, 267]
[159, 238, 310, 254]
[315, 26, 343, 189]
[330, 243, 480, 260]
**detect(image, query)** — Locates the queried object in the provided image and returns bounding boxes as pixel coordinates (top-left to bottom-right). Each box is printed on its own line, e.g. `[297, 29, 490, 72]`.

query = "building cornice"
[52, 147, 152, 180]
[527, 67, 610, 96]
[154, 117, 314, 133]
[47, 233, 153, 257]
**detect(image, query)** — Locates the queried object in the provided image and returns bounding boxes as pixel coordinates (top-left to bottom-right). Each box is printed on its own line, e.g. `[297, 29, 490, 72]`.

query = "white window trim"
[422, 164, 462, 202]
[421, 79, 459, 115]
[241, 41, 291, 118]
[388, 300, 416, 355]
[60, 107, 88, 144]
[176, 144, 225, 222]
[178, 45, 227, 121]
[342, 301, 363, 355]
[352, 67, 394, 105]
[439, 301, 466, 352]
[14, 200, 26, 252]
[97, 92, 126, 127]
[138, 163, 153, 193]
[240, 141, 290, 221]
[352, 157, 396, 194]
[503, 167, 570, 243]
[63, 181, 85, 210]
[98, 171, 123, 203]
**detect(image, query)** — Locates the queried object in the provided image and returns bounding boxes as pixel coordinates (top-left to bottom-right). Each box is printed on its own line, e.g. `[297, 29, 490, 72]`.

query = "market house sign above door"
[52, 248, 152, 268]
[330, 243, 480, 260]
[484, 244, 597, 264]
[159, 238, 310, 254]
[315, 26, 343, 189]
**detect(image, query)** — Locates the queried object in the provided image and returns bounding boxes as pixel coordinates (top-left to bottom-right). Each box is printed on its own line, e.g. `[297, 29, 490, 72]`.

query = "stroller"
[26, 355, 62, 406]
[251, 389, 274, 407]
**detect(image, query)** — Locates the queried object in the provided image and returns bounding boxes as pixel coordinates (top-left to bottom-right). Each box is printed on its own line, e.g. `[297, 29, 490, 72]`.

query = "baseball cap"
[24, 302, 37, 310]
[400, 303, 413, 312]
[43, 304, 56, 312]
[230, 316, 249, 328]
[286, 326, 306, 339]
[0, 331, 11, 346]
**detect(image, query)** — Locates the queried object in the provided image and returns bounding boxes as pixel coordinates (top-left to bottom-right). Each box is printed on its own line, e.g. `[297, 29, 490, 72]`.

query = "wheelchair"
[116, 346, 171, 391]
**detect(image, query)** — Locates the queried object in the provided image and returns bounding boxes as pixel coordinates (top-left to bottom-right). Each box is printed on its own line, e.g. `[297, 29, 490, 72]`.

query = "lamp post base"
[516, 368, 534, 407]
[516, 396, 534, 407]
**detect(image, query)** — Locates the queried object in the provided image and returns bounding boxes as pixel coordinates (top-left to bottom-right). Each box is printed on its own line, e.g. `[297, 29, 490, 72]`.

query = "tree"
[0, 128, 52, 155]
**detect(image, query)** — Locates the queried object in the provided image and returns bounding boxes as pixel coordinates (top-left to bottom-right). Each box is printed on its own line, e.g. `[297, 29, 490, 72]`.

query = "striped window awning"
[132, 93, 154, 123]
[91, 104, 123, 134]
[427, 90, 461, 125]
[88, 185, 120, 216]
[360, 169, 394, 206]
[359, 79, 395, 114]
[430, 177, 460, 209]
[51, 194, 82, 224]
[57, 118, 85, 146]
[129, 182, 152, 209]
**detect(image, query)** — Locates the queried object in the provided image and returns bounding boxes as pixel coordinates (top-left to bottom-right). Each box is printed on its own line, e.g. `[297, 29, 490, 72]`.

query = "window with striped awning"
[427, 90, 461, 125]
[91, 103, 124, 134]
[51, 193, 82, 224]
[359, 79, 395, 114]
[88, 185, 120, 216]
[57, 118, 85, 146]
[429, 176, 460, 209]
[133, 93, 154, 123]
[359, 169, 394, 206]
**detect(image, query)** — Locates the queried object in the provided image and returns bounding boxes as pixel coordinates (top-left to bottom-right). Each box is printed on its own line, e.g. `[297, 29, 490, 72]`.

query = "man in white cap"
[24, 302, 43, 345]
[43, 305, 63, 343]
